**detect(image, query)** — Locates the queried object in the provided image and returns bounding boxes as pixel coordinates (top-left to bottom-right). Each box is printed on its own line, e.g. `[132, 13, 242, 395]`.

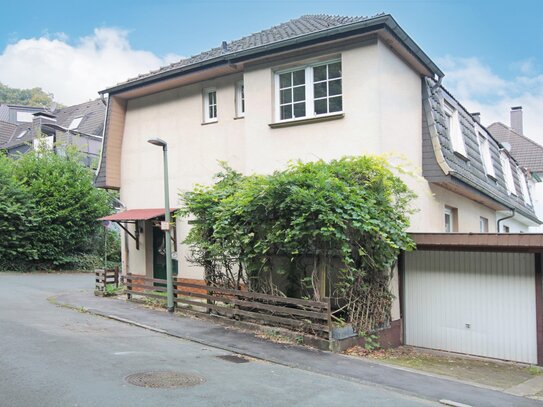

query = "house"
[96, 14, 543, 364]
[0, 99, 106, 168]
[487, 107, 543, 232]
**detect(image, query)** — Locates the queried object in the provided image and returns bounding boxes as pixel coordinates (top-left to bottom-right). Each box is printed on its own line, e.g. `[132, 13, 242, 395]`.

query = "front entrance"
[152, 226, 178, 283]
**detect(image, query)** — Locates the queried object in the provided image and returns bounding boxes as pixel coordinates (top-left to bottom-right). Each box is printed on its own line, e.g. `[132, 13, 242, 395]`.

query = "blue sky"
[0, 0, 542, 138]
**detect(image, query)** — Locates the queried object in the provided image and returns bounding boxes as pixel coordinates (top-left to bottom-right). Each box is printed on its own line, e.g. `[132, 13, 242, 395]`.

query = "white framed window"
[477, 133, 495, 178]
[517, 167, 531, 204]
[16, 111, 34, 122]
[500, 151, 516, 195]
[203, 88, 218, 123]
[444, 206, 457, 233]
[444, 101, 467, 157]
[236, 81, 245, 117]
[479, 216, 489, 232]
[275, 59, 342, 122]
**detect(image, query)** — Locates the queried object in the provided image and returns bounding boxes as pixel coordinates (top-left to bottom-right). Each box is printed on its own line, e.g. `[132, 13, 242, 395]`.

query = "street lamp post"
[147, 137, 175, 313]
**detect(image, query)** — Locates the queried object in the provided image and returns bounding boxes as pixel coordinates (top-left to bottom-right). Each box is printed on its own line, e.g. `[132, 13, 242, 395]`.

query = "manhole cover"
[216, 354, 249, 364]
[125, 371, 206, 388]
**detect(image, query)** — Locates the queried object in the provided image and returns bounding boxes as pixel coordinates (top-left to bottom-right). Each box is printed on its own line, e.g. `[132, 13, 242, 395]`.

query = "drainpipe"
[497, 208, 515, 232]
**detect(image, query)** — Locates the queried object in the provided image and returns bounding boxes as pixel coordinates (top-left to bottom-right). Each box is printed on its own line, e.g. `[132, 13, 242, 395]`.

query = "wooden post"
[326, 297, 332, 342]
[318, 254, 326, 301]
[127, 273, 132, 300]
[114, 266, 119, 288]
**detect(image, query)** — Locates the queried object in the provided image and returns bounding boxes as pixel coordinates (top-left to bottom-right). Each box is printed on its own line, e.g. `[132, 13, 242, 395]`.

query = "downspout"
[497, 208, 515, 232]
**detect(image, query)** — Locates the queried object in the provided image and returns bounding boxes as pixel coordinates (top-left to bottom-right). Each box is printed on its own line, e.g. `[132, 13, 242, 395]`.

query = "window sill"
[233, 116, 245, 120]
[486, 173, 497, 182]
[201, 120, 218, 126]
[453, 150, 469, 162]
[269, 112, 344, 129]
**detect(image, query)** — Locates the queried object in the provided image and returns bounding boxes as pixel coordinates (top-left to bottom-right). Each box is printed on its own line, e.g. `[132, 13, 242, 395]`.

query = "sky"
[1, 0, 542, 140]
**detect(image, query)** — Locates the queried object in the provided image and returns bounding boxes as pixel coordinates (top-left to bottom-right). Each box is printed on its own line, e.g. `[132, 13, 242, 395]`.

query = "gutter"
[100, 14, 443, 96]
[497, 208, 516, 232]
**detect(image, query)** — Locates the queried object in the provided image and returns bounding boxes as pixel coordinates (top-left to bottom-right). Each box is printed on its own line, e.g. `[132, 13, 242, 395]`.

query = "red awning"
[99, 208, 177, 222]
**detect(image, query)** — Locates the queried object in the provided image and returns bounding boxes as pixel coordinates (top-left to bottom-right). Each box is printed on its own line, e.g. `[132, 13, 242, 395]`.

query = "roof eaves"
[100, 14, 442, 96]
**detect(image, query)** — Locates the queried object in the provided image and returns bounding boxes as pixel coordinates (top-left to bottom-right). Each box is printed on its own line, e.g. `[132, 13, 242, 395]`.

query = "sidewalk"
[54, 291, 541, 407]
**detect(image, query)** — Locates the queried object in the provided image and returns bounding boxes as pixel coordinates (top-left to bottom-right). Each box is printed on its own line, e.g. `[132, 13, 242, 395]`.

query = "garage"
[403, 234, 543, 365]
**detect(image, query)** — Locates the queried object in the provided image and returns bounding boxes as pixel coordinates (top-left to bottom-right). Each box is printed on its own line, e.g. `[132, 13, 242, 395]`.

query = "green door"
[153, 226, 178, 286]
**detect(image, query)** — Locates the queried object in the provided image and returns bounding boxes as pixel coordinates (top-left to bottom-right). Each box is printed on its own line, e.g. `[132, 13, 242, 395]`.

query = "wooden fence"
[95, 267, 120, 295]
[125, 273, 332, 339]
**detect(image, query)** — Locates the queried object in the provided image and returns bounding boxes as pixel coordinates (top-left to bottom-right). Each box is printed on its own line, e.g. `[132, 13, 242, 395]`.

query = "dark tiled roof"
[0, 121, 17, 145]
[113, 15, 374, 89]
[487, 122, 543, 173]
[422, 78, 537, 223]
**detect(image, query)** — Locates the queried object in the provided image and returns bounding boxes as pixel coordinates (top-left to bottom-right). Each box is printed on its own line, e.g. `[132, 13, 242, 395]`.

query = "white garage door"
[404, 250, 537, 364]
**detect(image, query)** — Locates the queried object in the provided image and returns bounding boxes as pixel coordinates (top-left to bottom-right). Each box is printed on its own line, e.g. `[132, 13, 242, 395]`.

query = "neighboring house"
[0, 99, 106, 168]
[96, 14, 542, 364]
[487, 107, 543, 232]
[0, 104, 45, 125]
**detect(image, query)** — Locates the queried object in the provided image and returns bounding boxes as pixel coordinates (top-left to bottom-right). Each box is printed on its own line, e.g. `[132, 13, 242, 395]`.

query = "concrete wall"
[117, 38, 524, 281]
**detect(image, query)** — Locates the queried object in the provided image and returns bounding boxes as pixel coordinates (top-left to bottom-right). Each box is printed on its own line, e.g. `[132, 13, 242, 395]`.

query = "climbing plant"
[180, 156, 416, 332]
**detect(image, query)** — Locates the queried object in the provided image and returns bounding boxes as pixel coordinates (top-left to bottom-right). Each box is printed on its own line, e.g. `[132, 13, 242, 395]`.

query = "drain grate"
[216, 354, 249, 363]
[125, 371, 206, 388]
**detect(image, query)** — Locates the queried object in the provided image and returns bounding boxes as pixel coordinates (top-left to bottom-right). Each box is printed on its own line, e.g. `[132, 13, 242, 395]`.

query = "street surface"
[0, 273, 434, 406]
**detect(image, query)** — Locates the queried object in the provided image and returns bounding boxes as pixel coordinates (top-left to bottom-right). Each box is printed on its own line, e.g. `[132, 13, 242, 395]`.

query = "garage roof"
[411, 233, 543, 252]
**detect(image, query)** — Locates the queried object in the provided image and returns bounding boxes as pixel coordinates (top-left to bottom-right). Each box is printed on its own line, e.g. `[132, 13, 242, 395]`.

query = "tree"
[0, 82, 60, 107]
[0, 148, 113, 270]
[181, 156, 417, 333]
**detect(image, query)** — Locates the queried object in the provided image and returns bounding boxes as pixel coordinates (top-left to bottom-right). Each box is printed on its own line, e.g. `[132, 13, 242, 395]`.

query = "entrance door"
[153, 226, 178, 284]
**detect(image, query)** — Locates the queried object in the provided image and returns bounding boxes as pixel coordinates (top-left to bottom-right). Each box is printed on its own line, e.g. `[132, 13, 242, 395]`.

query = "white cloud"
[0, 28, 182, 105]
[437, 56, 543, 145]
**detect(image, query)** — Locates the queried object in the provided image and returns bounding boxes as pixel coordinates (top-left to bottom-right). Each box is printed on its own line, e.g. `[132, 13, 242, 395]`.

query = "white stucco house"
[96, 14, 543, 364]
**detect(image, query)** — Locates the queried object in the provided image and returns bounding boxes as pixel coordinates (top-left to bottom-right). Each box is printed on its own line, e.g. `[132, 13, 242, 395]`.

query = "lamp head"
[147, 137, 167, 148]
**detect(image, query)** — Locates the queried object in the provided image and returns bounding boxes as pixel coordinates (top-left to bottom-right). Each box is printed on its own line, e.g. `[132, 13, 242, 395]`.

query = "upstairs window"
[500, 151, 516, 195]
[443, 101, 467, 157]
[203, 88, 217, 123]
[479, 216, 489, 232]
[236, 81, 245, 117]
[444, 206, 458, 233]
[275, 60, 342, 122]
[517, 167, 531, 204]
[477, 134, 495, 178]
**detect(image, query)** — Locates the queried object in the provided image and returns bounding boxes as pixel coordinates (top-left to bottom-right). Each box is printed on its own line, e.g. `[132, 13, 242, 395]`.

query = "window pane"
[314, 82, 327, 98]
[329, 79, 342, 96]
[329, 96, 342, 112]
[313, 65, 327, 82]
[280, 89, 292, 104]
[293, 102, 306, 118]
[293, 86, 305, 102]
[328, 62, 341, 79]
[314, 99, 327, 115]
[281, 105, 292, 120]
[292, 69, 305, 86]
[209, 91, 216, 105]
[279, 73, 291, 88]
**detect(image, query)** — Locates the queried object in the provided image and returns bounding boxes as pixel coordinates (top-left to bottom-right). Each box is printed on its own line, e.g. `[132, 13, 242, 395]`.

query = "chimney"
[471, 112, 481, 123]
[510, 106, 523, 134]
[221, 41, 228, 53]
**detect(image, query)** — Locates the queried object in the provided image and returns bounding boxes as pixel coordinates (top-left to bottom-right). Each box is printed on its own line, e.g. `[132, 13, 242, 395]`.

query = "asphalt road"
[0, 272, 436, 407]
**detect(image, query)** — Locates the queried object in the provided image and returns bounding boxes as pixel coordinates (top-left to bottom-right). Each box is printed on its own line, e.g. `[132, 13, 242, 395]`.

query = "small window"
[444, 102, 467, 157]
[275, 59, 342, 122]
[444, 206, 458, 233]
[517, 167, 530, 204]
[16, 129, 28, 139]
[500, 151, 516, 195]
[236, 81, 245, 117]
[68, 117, 83, 130]
[477, 134, 495, 178]
[203, 88, 217, 123]
[479, 216, 489, 232]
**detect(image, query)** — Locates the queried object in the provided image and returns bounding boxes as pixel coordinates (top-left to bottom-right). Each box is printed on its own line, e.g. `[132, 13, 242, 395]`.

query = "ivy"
[180, 156, 416, 331]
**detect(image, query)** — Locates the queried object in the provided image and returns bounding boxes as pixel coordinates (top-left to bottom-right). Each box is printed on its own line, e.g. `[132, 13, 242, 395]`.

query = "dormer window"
[444, 101, 467, 158]
[477, 133, 495, 178]
[517, 167, 530, 204]
[68, 117, 83, 130]
[500, 151, 516, 195]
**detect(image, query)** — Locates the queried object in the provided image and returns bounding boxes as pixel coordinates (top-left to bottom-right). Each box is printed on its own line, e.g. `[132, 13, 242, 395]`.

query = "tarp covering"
[98, 208, 176, 222]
